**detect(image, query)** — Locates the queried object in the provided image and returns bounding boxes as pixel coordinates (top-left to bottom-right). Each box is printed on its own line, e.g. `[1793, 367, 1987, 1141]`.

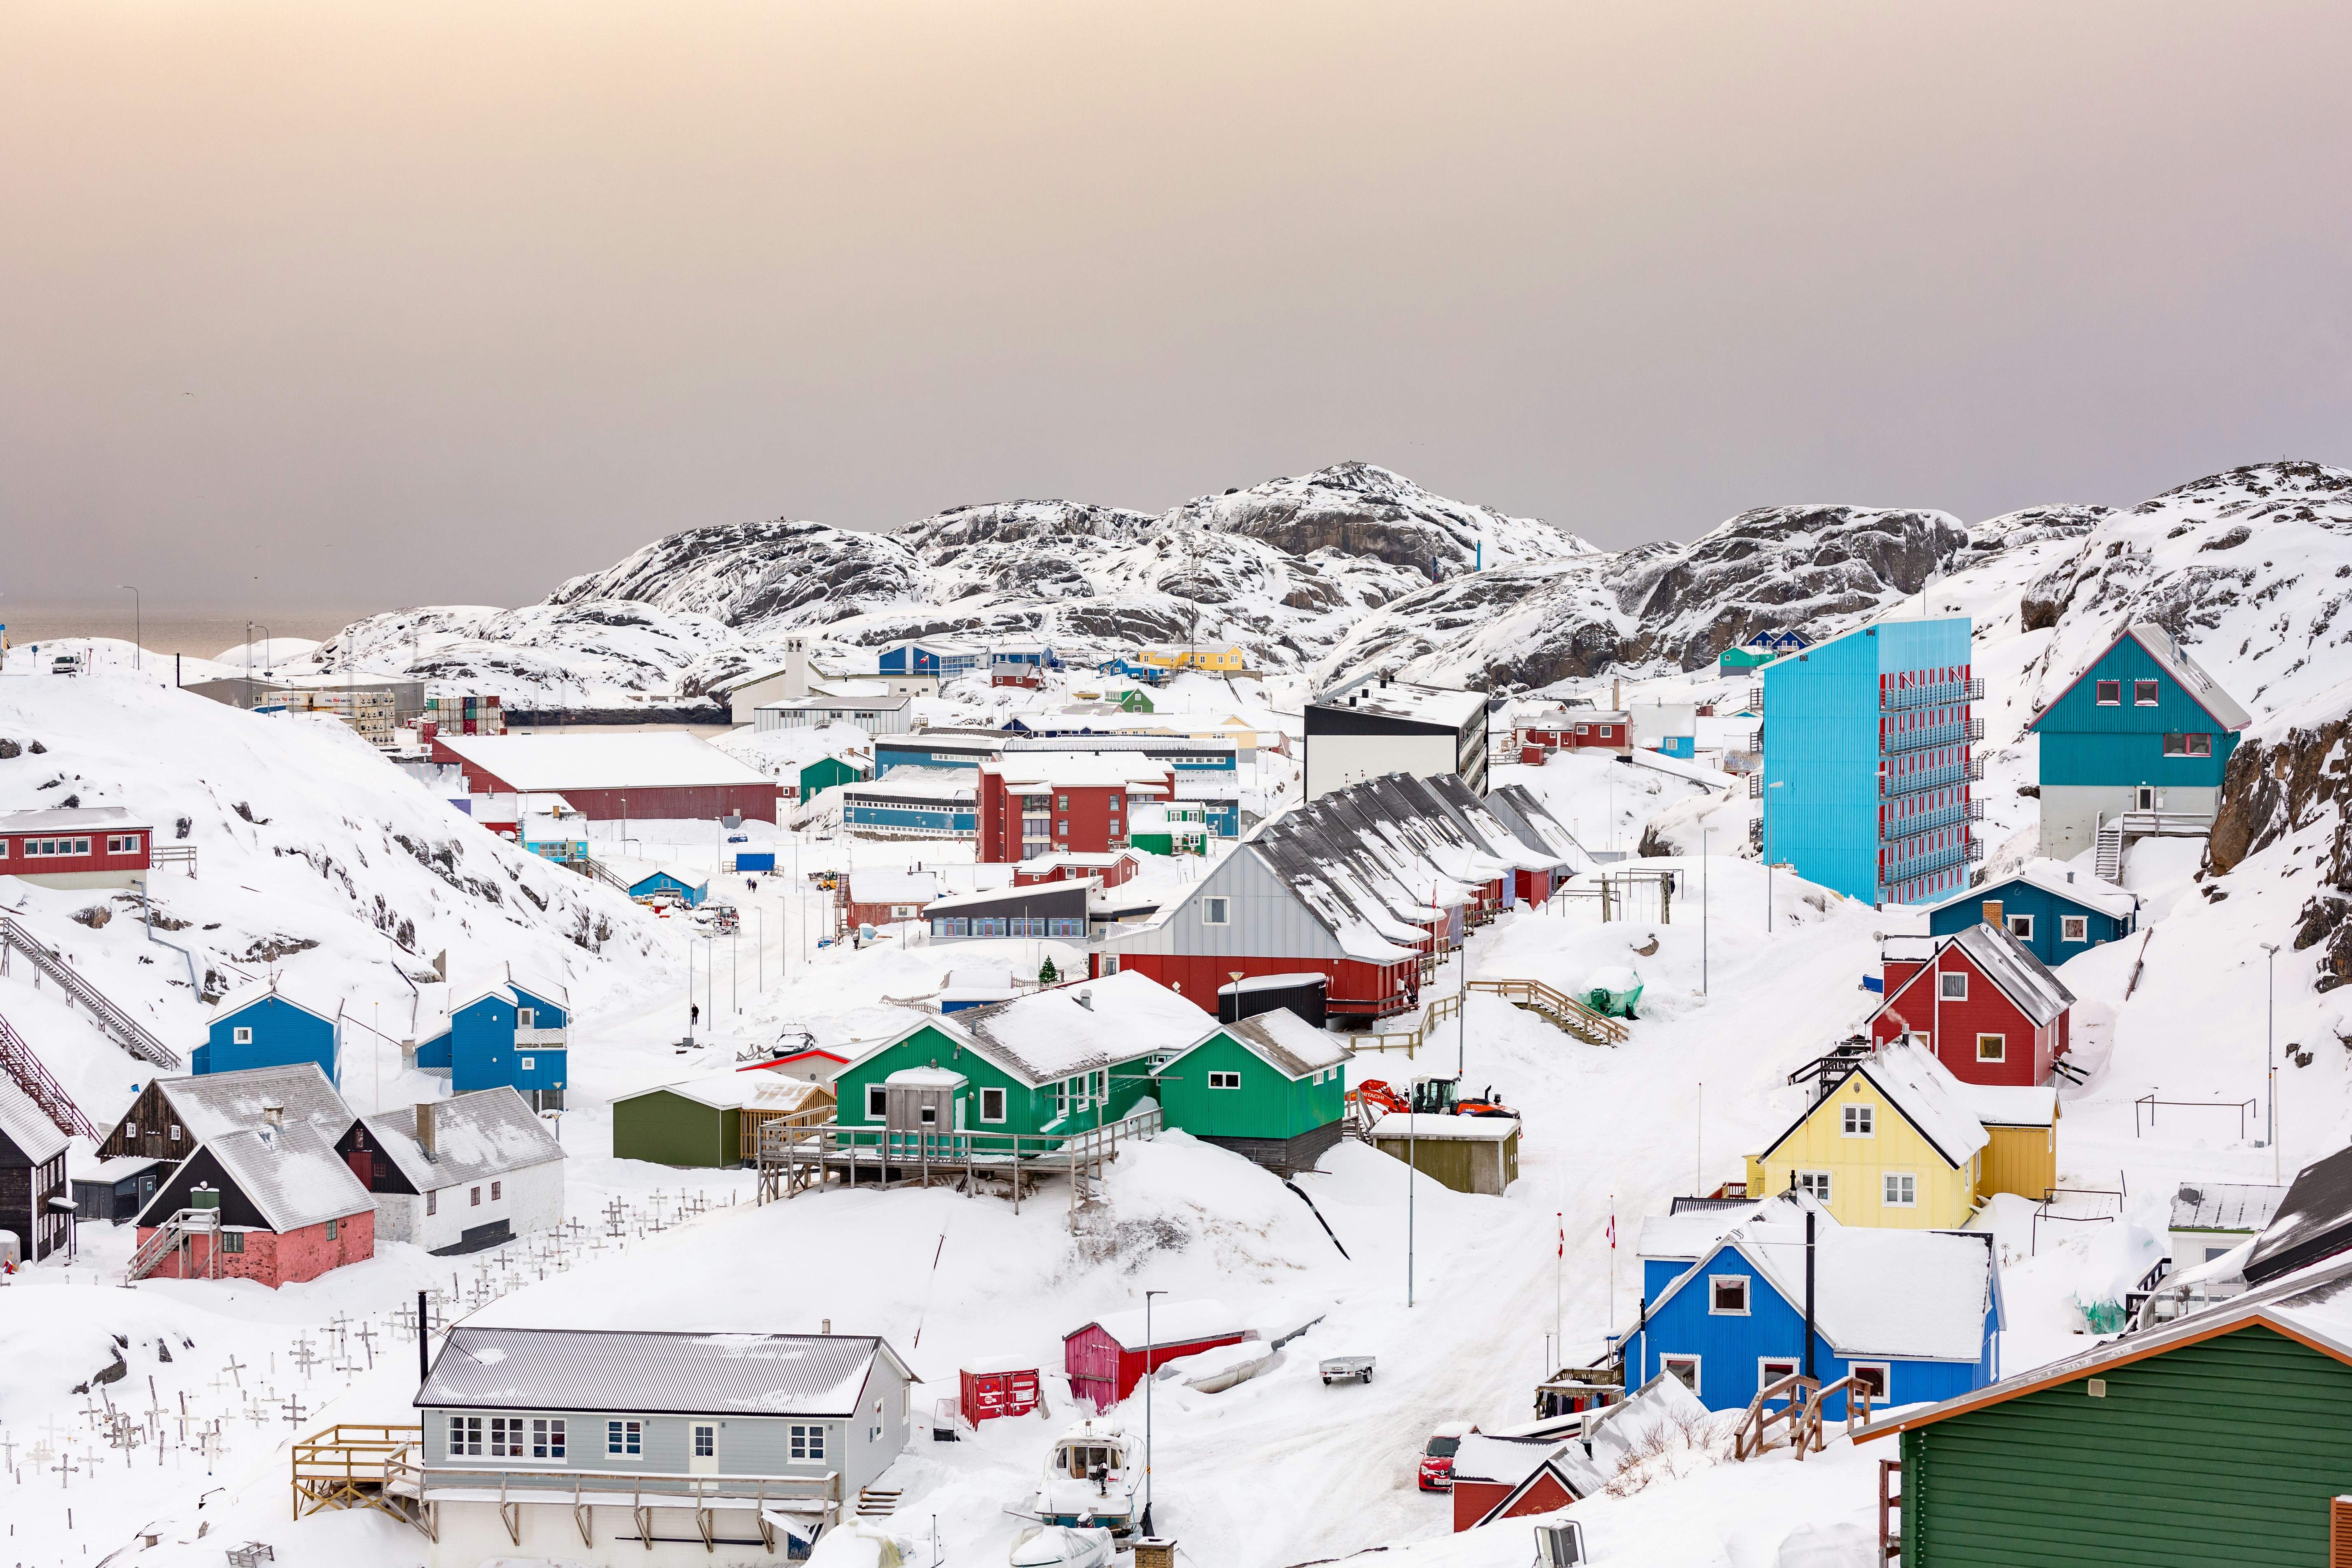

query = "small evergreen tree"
[1039, 955, 1059, 985]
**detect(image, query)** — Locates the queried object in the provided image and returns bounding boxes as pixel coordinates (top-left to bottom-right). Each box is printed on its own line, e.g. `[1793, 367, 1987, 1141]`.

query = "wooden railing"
[384, 1445, 841, 1549]
[293, 1424, 424, 1521]
[1347, 977, 1629, 1054]
[1733, 1372, 1817, 1461]
[739, 1101, 836, 1162]
[1794, 1373, 1874, 1455]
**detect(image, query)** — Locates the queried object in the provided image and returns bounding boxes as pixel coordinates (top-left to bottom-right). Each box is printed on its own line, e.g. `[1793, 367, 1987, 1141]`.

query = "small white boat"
[1008, 1523, 1115, 1568]
[1023, 1416, 1139, 1536]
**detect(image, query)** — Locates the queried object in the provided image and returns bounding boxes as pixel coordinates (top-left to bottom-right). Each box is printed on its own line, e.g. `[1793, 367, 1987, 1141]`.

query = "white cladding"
[378, 1155, 565, 1252]
[1304, 730, 1466, 801]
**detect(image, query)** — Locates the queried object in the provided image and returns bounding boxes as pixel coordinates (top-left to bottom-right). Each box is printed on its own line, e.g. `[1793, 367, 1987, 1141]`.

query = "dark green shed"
[1152, 1009, 1350, 1175]
[1861, 1258, 2352, 1566]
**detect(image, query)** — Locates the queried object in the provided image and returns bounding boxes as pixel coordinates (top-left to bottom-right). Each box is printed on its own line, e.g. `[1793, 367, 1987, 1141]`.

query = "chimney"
[1612, 677, 1621, 709]
[261, 1103, 284, 1127]
[1982, 900, 2003, 930]
[416, 1102, 438, 1160]
[784, 636, 811, 700]
[821, 1318, 832, 1336]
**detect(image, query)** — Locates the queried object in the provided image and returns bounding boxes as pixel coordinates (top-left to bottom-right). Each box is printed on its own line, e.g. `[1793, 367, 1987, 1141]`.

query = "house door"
[345, 1151, 374, 1188]
[690, 1423, 718, 1474]
[136, 1173, 157, 1213]
[2135, 786, 2155, 810]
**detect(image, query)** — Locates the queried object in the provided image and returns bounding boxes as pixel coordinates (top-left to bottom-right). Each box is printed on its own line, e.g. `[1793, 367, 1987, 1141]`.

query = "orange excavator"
[1350, 1075, 1512, 1120]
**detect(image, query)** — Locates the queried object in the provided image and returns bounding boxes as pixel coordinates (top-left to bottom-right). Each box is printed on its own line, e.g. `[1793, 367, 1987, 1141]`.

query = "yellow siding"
[1750, 1074, 1979, 1229]
[1981, 1120, 2057, 1202]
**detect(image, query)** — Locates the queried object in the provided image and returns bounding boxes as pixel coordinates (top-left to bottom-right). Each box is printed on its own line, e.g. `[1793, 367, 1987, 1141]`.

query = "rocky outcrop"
[2208, 710, 2352, 989]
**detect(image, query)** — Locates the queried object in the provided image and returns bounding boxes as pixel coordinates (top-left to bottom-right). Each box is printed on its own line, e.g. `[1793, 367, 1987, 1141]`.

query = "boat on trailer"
[1021, 1416, 1140, 1537]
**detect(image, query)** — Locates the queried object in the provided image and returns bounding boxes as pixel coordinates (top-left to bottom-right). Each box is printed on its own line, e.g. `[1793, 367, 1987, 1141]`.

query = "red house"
[1014, 851, 1145, 890]
[1063, 1298, 1245, 1410]
[431, 733, 779, 824]
[959, 1358, 1043, 1423]
[1516, 709, 1631, 763]
[1448, 1436, 1603, 1531]
[1868, 922, 2075, 1087]
[978, 756, 1171, 864]
[129, 1120, 375, 1287]
[0, 805, 153, 890]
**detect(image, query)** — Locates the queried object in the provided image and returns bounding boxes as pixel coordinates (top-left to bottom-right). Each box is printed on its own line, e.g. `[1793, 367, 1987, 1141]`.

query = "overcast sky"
[5, 2, 2349, 610]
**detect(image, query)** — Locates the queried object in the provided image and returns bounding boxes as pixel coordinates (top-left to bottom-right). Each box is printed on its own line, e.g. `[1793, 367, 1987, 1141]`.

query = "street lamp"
[2260, 941, 2279, 1180]
[1765, 780, 1785, 932]
[1142, 1288, 1166, 1535]
[117, 585, 141, 671]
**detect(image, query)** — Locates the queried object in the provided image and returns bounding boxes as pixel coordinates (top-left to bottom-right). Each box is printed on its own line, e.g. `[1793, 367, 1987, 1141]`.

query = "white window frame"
[1939, 972, 1967, 1001]
[1708, 1275, 1751, 1316]
[519, 1056, 535, 1072]
[607, 1419, 643, 1458]
[1842, 1104, 1874, 1138]
[2061, 915, 2089, 943]
[517, 1007, 535, 1028]
[1976, 1033, 2006, 1063]
[789, 1423, 826, 1461]
[1208, 1070, 1242, 1090]
[532, 1417, 566, 1461]
[979, 1087, 1006, 1123]
[233, 1026, 254, 1045]
[1758, 1357, 1800, 1395]
[1200, 897, 1230, 926]
[1660, 1355, 1700, 1394]
[866, 1084, 888, 1119]
[449, 1415, 482, 1457]
[1796, 1170, 1832, 1204]
[489, 1415, 524, 1459]
[2005, 914, 2033, 940]
[692, 1424, 716, 1459]
[1847, 1361, 1892, 1402]
[1883, 1172, 1918, 1209]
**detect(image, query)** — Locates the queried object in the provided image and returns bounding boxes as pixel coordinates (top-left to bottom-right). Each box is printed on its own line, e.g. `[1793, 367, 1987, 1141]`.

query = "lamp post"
[117, 585, 141, 671]
[2260, 941, 2279, 1180]
[1141, 1287, 1167, 1534]
[1765, 780, 1784, 933]
[1701, 827, 1709, 995]
[251, 622, 271, 678]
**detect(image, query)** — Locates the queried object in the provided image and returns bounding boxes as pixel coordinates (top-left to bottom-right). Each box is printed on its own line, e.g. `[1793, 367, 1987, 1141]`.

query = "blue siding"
[416, 1027, 453, 1071]
[2032, 634, 2241, 790]
[197, 995, 336, 1080]
[629, 872, 707, 908]
[1927, 879, 2132, 968]
[844, 802, 974, 833]
[451, 992, 567, 1095]
[1761, 617, 1975, 906]
[1624, 1238, 1994, 1418]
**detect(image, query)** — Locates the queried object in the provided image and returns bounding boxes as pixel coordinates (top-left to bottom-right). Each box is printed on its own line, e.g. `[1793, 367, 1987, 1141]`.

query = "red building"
[1448, 1436, 1602, 1531]
[129, 1121, 376, 1287]
[1516, 709, 1631, 763]
[977, 755, 1171, 864]
[0, 805, 153, 890]
[840, 869, 940, 932]
[958, 1359, 1044, 1424]
[1063, 1299, 1245, 1410]
[1868, 922, 2075, 1087]
[432, 733, 779, 824]
[1014, 850, 1145, 890]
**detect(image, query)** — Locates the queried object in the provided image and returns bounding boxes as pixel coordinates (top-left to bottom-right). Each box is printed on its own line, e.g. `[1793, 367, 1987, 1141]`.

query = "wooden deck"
[756, 1106, 1162, 1229]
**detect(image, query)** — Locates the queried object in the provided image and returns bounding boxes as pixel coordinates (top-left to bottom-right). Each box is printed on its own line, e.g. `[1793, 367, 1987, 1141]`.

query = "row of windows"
[1, 836, 98, 858]
[421, 1181, 501, 1216]
[1657, 1354, 1887, 1401]
[930, 916, 1085, 938]
[863, 1083, 1011, 1123]
[1998, 913, 2091, 943]
[2095, 679, 2162, 707]
[1786, 1170, 1920, 1207]
[448, 1416, 827, 1462]
[2161, 733, 2215, 757]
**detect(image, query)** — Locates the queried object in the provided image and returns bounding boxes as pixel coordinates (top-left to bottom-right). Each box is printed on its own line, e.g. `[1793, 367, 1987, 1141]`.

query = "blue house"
[629, 867, 708, 908]
[193, 979, 340, 1080]
[415, 966, 570, 1110]
[1759, 616, 1981, 906]
[1924, 858, 2138, 969]
[2026, 621, 2251, 860]
[878, 639, 986, 681]
[1623, 1202, 2000, 1419]
[989, 641, 1059, 674]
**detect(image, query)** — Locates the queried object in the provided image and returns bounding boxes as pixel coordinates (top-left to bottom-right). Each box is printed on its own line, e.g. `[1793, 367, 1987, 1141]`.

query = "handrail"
[0, 915, 181, 1068]
[1793, 1374, 1875, 1456]
[127, 1207, 221, 1281]
[1733, 1372, 1817, 1461]
[0, 1007, 99, 1138]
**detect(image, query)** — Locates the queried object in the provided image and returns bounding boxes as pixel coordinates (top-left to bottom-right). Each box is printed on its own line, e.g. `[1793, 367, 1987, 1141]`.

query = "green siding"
[800, 756, 868, 796]
[2035, 636, 2240, 789]
[834, 1024, 1158, 1141]
[612, 1092, 737, 1167]
[1154, 1032, 1344, 1141]
[1905, 1325, 2352, 1565]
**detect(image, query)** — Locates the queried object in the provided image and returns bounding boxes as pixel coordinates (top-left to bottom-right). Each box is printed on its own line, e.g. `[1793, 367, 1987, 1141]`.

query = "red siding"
[1062, 1324, 1248, 1411]
[1115, 953, 1417, 1019]
[430, 743, 777, 823]
[134, 1209, 374, 1288]
[960, 1366, 1042, 1422]
[1453, 1481, 1512, 1532]
[1872, 941, 2063, 1087]
[978, 773, 1137, 863]
[0, 827, 152, 876]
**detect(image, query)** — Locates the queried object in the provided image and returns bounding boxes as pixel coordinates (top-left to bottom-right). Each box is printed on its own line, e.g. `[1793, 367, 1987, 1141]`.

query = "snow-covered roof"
[0, 1075, 68, 1165]
[1449, 1434, 1573, 1488]
[848, 870, 940, 905]
[182, 1120, 376, 1233]
[845, 769, 975, 802]
[1075, 1298, 1239, 1351]
[886, 1066, 967, 1089]
[1636, 1192, 1814, 1262]
[418, 1327, 911, 1416]
[207, 974, 342, 1027]
[0, 805, 146, 835]
[1927, 859, 2138, 922]
[2171, 1181, 2286, 1233]
[1420, 773, 1567, 873]
[861, 971, 1206, 1088]
[1368, 1113, 1518, 1141]
[1657, 1221, 1995, 1362]
[1760, 1042, 1988, 1169]
[1955, 1082, 2058, 1128]
[1485, 784, 1592, 867]
[922, 880, 1091, 915]
[760, 692, 912, 714]
[2246, 1146, 2352, 1284]
[983, 754, 1172, 792]
[1874, 923, 2075, 1029]
[631, 864, 709, 891]
[2031, 620, 2253, 734]
[453, 962, 571, 1014]
[154, 1062, 354, 1146]
[1312, 678, 1486, 729]
[433, 732, 773, 791]
[360, 1088, 565, 1192]
[1162, 1009, 1351, 1081]
[615, 1071, 836, 1113]
[1217, 972, 1327, 994]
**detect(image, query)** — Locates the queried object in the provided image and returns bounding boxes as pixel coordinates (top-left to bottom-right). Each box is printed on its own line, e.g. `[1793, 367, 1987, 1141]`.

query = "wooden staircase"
[1469, 977, 1630, 1047]
[1733, 1371, 1874, 1462]
[2095, 823, 2122, 883]
[0, 1007, 99, 1139]
[0, 915, 181, 1069]
[855, 1486, 900, 1519]
[127, 1208, 221, 1281]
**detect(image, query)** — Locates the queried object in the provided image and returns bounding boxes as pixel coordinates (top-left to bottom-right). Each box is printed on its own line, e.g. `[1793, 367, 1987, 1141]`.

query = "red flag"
[1606, 1212, 1616, 1249]
[1556, 1212, 1563, 1258]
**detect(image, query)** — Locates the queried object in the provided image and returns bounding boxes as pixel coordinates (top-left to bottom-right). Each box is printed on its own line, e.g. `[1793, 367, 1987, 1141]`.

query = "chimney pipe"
[1077, 989, 1093, 1011]
[418, 1288, 431, 1385]
[1803, 1207, 1817, 1382]
[261, 1103, 284, 1127]
[416, 1102, 438, 1160]
[821, 1318, 831, 1337]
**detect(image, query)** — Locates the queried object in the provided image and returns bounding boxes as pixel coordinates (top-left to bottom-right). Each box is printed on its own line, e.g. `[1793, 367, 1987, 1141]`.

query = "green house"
[611, 1070, 834, 1167]
[799, 753, 871, 800]
[1860, 1258, 2352, 1565]
[833, 971, 1209, 1151]
[1153, 1009, 1351, 1175]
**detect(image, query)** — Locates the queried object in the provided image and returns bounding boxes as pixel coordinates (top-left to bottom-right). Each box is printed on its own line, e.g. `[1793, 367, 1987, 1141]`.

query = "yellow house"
[1744, 1042, 2057, 1230]
[1137, 644, 1249, 674]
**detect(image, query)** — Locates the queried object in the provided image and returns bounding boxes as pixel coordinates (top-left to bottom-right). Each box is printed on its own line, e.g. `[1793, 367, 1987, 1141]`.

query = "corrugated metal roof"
[156, 1063, 354, 1146]
[418, 1327, 908, 1416]
[2172, 1181, 2286, 1233]
[1219, 1011, 1352, 1079]
[0, 805, 146, 835]
[1951, 922, 2075, 1026]
[193, 1120, 376, 1232]
[0, 1075, 68, 1165]
[361, 1087, 565, 1192]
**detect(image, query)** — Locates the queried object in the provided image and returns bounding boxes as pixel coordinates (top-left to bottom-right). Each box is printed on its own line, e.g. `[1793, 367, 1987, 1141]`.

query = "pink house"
[131, 1120, 375, 1287]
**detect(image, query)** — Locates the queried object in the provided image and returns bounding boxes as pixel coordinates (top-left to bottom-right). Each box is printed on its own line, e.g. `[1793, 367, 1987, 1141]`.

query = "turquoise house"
[1758, 616, 1980, 906]
[415, 967, 571, 1110]
[193, 979, 340, 1080]
[2026, 621, 2251, 859]
[629, 868, 708, 908]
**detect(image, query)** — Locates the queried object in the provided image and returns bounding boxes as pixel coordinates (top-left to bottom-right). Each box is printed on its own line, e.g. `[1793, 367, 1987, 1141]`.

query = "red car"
[1418, 1422, 1476, 1491]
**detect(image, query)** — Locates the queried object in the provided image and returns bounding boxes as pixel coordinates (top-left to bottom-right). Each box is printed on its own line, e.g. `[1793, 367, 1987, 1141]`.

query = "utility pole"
[2261, 941, 2279, 1180]
[1701, 827, 1709, 995]
[1143, 1288, 1165, 1534]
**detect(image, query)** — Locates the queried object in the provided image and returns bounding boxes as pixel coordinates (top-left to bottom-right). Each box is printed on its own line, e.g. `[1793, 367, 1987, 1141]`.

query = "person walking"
[690, 1002, 700, 1029]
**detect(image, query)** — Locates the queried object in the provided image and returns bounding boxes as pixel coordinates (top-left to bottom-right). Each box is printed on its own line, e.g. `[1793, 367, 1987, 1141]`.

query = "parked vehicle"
[1319, 1355, 1376, 1386]
[1418, 1421, 1476, 1491]
[1352, 1077, 1512, 1119]
[49, 653, 82, 677]
[1023, 1417, 1140, 1536]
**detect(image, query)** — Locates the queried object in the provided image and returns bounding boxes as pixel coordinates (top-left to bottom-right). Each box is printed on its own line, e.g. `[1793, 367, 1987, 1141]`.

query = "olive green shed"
[611, 1087, 739, 1168]
[1870, 1296, 2352, 1566]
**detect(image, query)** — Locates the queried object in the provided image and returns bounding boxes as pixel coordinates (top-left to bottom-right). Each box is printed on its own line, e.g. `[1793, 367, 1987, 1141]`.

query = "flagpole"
[1554, 1210, 1563, 1371]
[1606, 1194, 1616, 1342]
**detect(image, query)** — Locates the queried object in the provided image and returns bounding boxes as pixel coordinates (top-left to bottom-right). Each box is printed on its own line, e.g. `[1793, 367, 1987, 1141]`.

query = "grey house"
[415, 1326, 915, 1565]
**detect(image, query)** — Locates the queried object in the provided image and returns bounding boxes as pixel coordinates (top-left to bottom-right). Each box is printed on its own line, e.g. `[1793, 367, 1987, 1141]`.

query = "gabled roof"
[452, 962, 570, 1016]
[629, 864, 709, 891]
[1072, 1298, 1239, 1351]
[1487, 784, 1593, 868]
[418, 1326, 915, 1416]
[1925, 859, 2138, 922]
[613, 1072, 834, 1115]
[2028, 620, 2254, 734]
[844, 972, 1204, 1089]
[2245, 1145, 2352, 1285]
[140, 1120, 375, 1232]
[0, 1075, 68, 1166]
[207, 976, 342, 1029]
[152, 1063, 354, 1146]
[359, 1087, 565, 1191]
[1854, 1251, 2352, 1442]
[1756, 1041, 1989, 1170]
[1473, 1451, 1608, 1523]
[1636, 1192, 1817, 1263]
[1158, 1009, 1352, 1082]
[1648, 1219, 1995, 1362]
[1869, 923, 2074, 1031]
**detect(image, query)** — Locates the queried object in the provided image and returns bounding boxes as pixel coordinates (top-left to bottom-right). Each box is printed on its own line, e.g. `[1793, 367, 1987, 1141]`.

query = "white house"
[338, 1088, 566, 1254]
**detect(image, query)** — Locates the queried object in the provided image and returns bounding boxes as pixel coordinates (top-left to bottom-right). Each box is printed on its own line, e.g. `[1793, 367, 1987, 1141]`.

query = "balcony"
[1882, 678, 1984, 712]
[514, 1026, 567, 1048]
[1882, 717, 1984, 755]
[1880, 837, 1983, 885]
[1881, 756, 1983, 798]
[1881, 799, 1983, 842]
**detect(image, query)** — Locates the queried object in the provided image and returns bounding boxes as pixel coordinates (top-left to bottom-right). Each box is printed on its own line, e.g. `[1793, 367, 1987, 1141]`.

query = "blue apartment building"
[1758, 616, 1981, 906]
